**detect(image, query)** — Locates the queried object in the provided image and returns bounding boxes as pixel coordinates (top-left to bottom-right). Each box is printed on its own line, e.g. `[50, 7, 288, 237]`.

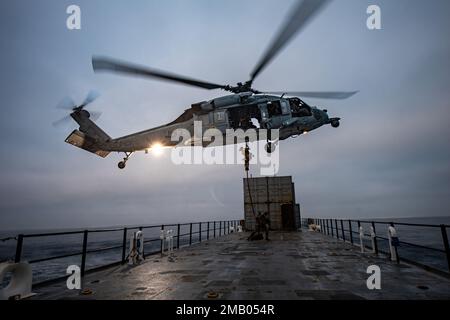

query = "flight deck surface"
[33, 231, 450, 300]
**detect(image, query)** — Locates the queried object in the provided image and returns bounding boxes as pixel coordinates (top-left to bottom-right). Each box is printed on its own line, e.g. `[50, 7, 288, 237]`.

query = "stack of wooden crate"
[243, 176, 301, 231]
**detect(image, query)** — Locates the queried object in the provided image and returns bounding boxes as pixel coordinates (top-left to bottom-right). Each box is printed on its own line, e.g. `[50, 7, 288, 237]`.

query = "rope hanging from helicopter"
[243, 140, 257, 219]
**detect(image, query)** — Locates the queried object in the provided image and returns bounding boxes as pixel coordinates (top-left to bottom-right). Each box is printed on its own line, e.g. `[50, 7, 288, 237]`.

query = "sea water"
[1, 217, 449, 284]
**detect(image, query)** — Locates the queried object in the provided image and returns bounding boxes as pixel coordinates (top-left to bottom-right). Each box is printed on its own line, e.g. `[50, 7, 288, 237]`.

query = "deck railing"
[302, 218, 450, 277]
[2, 220, 240, 286]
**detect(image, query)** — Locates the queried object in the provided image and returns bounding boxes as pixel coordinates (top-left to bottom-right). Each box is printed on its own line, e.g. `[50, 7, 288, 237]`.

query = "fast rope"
[244, 140, 256, 219]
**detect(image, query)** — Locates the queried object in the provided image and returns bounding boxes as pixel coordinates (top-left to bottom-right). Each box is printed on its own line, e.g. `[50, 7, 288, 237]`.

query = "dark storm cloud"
[1, 0, 450, 230]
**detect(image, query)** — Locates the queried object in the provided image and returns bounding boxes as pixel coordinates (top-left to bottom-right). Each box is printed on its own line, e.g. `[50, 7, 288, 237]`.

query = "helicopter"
[56, 0, 357, 169]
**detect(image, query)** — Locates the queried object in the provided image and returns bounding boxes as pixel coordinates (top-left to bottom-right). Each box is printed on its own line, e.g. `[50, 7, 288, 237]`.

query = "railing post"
[189, 223, 192, 246]
[349, 220, 353, 244]
[138, 227, 146, 258]
[214, 221, 216, 238]
[80, 230, 88, 278]
[335, 219, 339, 239]
[219, 221, 222, 236]
[330, 219, 334, 237]
[440, 225, 450, 273]
[207, 222, 210, 240]
[340, 220, 345, 241]
[121, 228, 127, 263]
[388, 223, 400, 264]
[177, 224, 181, 249]
[199, 223, 202, 243]
[160, 225, 164, 253]
[371, 221, 379, 255]
[14, 234, 24, 263]
[357, 220, 362, 251]
[326, 219, 329, 235]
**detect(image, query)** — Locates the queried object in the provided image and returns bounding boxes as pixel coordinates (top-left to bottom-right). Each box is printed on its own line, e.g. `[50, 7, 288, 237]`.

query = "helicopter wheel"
[118, 152, 133, 170]
[331, 120, 340, 128]
[265, 142, 276, 154]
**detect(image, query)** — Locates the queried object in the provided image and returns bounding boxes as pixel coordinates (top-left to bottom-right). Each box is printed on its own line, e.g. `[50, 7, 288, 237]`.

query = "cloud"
[1, 0, 450, 230]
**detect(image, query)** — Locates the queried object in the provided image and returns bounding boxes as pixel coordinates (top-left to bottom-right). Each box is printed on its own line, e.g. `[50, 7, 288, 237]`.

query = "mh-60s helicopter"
[55, 0, 357, 169]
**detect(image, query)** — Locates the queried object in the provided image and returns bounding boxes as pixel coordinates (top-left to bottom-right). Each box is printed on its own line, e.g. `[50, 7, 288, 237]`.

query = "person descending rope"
[243, 138, 264, 241]
[248, 212, 264, 241]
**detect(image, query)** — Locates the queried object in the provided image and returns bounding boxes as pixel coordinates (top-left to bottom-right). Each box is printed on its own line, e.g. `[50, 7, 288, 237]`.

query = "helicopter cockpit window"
[281, 101, 290, 115]
[267, 101, 282, 117]
[289, 98, 312, 117]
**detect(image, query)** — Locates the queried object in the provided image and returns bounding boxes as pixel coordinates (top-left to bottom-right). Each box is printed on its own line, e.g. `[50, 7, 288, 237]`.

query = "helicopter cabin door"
[211, 110, 228, 133]
[266, 100, 291, 129]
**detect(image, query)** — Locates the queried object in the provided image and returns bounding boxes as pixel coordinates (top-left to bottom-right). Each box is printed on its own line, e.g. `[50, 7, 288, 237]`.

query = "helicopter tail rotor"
[53, 90, 102, 127]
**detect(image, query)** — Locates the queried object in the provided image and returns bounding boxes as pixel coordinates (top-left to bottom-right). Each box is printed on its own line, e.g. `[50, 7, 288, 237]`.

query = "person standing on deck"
[262, 212, 271, 241]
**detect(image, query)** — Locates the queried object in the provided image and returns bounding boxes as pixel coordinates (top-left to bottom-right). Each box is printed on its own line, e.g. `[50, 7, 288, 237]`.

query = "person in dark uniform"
[247, 212, 263, 241]
[262, 212, 271, 241]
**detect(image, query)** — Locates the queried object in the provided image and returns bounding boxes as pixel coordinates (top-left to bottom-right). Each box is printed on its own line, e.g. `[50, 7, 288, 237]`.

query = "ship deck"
[33, 231, 450, 300]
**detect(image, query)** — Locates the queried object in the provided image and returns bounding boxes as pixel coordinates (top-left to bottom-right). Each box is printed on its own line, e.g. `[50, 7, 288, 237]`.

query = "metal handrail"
[28, 251, 83, 264]
[330, 227, 446, 254]
[8, 219, 240, 286]
[303, 217, 450, 275]
[23, 230, 85, 238]
[350, 219, 449, 228]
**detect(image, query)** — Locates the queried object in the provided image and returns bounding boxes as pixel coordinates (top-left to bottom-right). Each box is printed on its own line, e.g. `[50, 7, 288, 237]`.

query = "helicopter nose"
[323, 109, 328, 113]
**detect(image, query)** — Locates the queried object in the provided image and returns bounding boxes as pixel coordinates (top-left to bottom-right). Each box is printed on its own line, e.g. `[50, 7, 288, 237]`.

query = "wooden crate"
[243, 176, 300, 231]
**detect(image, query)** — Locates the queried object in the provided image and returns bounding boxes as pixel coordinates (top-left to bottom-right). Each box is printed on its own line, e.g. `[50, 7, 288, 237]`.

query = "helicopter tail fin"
[65, 111, 111, 158]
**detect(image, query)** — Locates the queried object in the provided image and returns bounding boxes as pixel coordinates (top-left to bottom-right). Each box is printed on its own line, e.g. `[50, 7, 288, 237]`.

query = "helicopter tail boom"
[65, 110, 111, 158]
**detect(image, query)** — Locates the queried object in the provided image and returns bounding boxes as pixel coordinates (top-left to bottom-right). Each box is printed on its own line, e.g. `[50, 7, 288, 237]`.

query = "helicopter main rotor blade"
[266, 91, 358, 100]
[93, 56, 228, 91]
[250, 0, 331, 81]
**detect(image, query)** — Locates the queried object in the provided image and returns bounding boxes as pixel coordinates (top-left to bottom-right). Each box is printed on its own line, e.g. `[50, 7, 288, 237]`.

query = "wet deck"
[34, 231, 450, 300]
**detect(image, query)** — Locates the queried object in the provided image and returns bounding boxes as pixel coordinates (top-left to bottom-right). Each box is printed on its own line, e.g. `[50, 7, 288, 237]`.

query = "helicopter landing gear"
[330, 118, 340, 128]
[118, 152, 133, 170]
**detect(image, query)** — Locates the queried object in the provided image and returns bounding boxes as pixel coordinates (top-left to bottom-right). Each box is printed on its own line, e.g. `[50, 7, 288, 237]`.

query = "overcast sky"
[1, 0, 449, 230]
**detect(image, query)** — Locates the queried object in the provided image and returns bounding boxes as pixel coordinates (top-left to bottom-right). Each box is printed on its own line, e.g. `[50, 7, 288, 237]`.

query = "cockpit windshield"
[289, 98, 312, 117]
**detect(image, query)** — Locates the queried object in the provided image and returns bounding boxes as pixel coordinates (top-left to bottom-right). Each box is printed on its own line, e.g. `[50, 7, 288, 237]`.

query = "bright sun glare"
[151, 143, 164, 157]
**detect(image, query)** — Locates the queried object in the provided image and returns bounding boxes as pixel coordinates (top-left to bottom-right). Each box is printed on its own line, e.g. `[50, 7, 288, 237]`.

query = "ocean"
[1, 217, 449, 285]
